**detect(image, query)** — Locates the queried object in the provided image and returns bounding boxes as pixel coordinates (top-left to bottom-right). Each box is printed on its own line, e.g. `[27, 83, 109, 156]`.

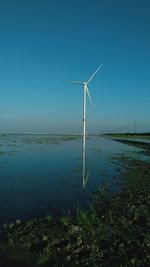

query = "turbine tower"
[65, 64, 103, 138]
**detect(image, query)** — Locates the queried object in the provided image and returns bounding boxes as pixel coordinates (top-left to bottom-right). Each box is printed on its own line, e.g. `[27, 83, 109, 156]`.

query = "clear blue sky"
[0, 0, 150, 133]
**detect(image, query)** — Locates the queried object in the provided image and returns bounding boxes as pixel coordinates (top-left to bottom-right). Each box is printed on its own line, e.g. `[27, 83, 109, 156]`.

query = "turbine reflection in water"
[82, 134, 90, 188]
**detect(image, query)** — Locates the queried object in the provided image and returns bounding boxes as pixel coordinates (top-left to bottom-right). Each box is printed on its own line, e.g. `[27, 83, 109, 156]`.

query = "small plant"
[60, 216, 70, 226]
[46, 214, 53, 223]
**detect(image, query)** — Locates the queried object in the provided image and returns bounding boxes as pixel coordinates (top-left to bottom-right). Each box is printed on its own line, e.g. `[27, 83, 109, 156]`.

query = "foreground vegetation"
[0, 156, 150, 267]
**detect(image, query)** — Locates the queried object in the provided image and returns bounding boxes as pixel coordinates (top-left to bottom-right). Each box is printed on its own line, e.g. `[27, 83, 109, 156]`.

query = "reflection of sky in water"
[0, 135, 147, 224]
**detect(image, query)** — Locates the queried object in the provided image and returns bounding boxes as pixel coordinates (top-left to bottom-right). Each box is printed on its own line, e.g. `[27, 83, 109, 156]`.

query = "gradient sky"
[0, 0, 150, 133]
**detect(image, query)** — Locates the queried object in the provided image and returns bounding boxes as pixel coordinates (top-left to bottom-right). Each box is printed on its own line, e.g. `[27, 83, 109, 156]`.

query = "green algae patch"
[22, 135, 81, 145]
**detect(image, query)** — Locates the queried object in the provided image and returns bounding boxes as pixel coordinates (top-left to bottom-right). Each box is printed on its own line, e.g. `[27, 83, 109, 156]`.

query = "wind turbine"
[65, 65, 103, 188]
[65, 64, 103, 139]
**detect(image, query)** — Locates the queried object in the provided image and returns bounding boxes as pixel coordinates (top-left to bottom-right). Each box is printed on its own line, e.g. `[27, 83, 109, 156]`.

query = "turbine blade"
[64, 80, 83, 85]
[86, 64, 103, 84]
[86, 169, 90, 183]
[83, 169, 90, 188]
[85, 85, 93, 107]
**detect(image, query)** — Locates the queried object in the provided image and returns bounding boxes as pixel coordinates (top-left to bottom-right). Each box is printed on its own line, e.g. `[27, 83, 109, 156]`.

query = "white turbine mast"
[65, 64, 103, 137]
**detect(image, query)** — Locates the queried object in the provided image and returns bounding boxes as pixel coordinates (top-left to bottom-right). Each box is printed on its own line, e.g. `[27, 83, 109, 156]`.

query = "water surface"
[0, 134, 147, 224]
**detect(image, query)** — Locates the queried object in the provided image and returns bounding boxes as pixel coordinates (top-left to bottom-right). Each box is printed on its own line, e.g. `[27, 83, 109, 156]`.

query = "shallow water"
[128, 138, 150, 144]
[0, 134, 147, 224]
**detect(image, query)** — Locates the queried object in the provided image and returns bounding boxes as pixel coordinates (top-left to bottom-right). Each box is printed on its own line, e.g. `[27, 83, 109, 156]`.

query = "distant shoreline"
[0, 133, 100, 137]
[101, 132, 150, 138]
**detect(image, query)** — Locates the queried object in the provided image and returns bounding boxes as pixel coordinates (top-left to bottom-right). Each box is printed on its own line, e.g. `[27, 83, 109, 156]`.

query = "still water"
[0, 134, 145, 224]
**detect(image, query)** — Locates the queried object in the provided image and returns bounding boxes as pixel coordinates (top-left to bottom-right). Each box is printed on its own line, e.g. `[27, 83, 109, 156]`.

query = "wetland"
[0, 133, 150, 266]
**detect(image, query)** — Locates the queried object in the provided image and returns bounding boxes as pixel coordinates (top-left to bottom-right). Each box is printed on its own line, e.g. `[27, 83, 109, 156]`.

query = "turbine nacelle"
[65, 64, 103, 108]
